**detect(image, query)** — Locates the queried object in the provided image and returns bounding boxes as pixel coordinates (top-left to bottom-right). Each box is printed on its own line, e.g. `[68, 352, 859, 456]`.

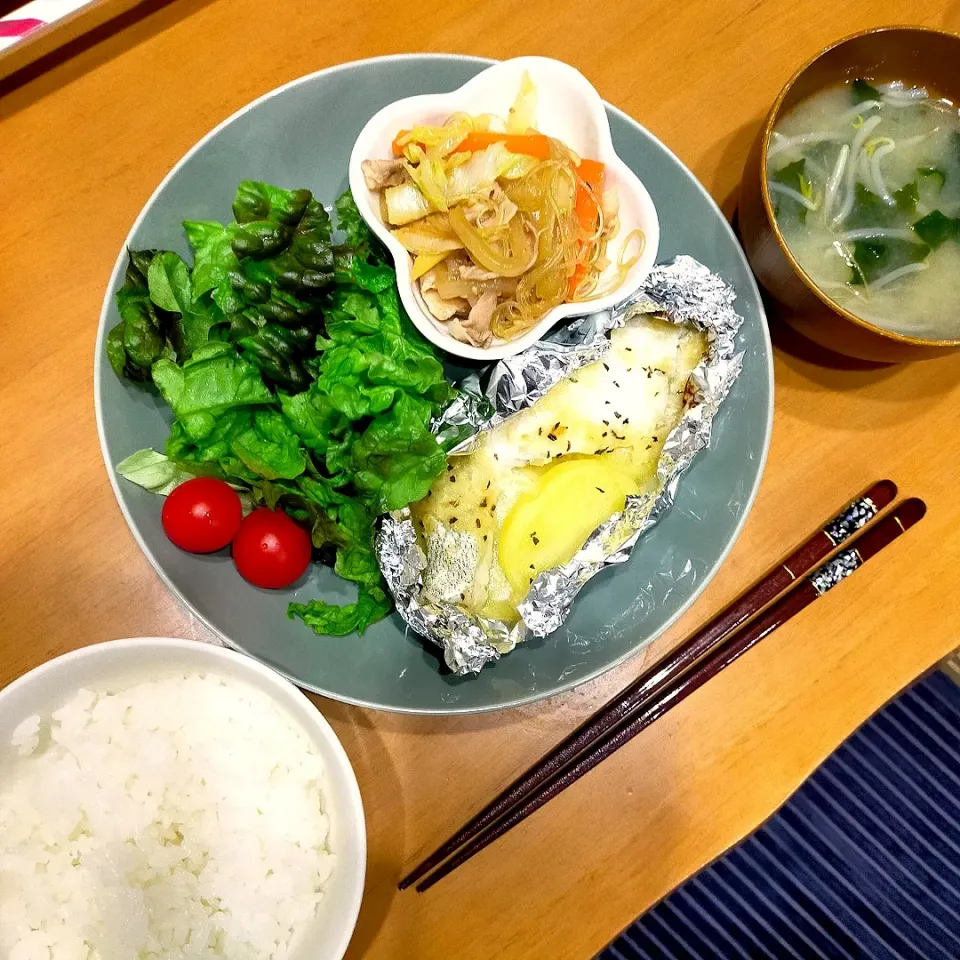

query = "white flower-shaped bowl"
[348, 56, 660, 360]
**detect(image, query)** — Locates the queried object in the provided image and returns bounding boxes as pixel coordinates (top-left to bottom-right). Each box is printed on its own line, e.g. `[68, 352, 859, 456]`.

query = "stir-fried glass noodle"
[362, 75, 643, 347]
[767, 79, 960, 340]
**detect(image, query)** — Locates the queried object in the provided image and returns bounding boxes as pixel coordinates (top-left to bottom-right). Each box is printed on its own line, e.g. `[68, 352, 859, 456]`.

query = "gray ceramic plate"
[95, 55, 773, 715]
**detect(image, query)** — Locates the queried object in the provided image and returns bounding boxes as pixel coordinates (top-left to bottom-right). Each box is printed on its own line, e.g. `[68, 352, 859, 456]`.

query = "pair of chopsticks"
[400, 480, 925, 892]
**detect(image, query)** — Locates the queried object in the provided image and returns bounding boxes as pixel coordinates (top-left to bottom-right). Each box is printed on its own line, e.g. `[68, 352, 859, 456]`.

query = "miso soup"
[767, 78, 960, 340]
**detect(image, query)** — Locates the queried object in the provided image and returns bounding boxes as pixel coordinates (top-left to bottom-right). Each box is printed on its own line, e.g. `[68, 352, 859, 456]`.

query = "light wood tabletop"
[2, 1, 960, 957]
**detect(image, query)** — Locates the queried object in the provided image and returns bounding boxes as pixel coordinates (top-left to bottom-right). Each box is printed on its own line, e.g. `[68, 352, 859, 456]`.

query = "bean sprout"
[768, 181, 820, 211]
[877, 82, 929, 106]
[868, 142, 897, 203]
[868, 260, 930, 291]
[823, 144, 849, 219]
[767, 131, 845, 159]
[898, 128, 940, 147]
[841, 228, 924, 242]
[830, 114, 883, 227]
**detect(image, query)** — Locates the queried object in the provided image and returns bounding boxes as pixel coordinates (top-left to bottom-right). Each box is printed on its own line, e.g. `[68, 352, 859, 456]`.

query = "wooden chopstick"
[412, 496, 925, 891]
[399, 480, 897, 890]
[415, 497, 925, 891]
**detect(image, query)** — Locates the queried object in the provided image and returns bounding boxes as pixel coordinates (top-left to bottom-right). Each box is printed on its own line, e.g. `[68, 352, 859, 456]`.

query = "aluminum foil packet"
[376, 256, 745, 676]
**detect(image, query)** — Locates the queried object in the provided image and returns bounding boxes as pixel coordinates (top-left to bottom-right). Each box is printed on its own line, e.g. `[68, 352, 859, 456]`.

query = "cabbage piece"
[385, 182, 432, 225]
[404, 144, 449, 212]
[386, 145, 537, 224]
[395, 112, 478, 158]
[507, 71, 538, 134]
[446, 143, 537, 203]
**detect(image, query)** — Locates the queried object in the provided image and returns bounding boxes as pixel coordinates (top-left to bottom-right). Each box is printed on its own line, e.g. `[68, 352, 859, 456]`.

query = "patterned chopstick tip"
[823, 495, 880, 546]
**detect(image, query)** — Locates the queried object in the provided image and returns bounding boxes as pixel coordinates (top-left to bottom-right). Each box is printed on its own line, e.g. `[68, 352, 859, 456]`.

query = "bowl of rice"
[0, 637, 366, 960]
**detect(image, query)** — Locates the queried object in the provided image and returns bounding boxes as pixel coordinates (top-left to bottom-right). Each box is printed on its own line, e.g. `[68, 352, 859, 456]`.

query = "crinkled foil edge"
[376, 256, 745, 676]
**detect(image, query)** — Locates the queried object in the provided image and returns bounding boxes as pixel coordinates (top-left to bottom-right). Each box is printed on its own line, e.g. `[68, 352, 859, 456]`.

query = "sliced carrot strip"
[569, 159, 605, 297]
[574, 159, 605, 231]
[393, 131, 555, 159]
[452, 132, 553, 159]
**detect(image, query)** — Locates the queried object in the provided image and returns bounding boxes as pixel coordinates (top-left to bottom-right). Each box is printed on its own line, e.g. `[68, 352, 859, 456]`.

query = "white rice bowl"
[0, 639, 365, 960]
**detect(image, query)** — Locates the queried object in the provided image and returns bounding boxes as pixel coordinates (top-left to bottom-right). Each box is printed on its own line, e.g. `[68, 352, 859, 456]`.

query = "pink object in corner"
[0, 18, 45, 38]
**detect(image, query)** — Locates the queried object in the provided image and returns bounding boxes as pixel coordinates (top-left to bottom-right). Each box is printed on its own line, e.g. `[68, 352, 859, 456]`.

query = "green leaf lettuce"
[109, 186, 456, 640]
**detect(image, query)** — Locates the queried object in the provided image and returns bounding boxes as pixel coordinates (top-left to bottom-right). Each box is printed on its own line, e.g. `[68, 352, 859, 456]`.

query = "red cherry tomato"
[232, 507, 312, 589]
[161, 477, 243, 553]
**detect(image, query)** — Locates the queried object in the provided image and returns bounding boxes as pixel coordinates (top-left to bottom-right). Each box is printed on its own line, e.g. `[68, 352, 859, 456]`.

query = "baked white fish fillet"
[409, 315, 707, 622]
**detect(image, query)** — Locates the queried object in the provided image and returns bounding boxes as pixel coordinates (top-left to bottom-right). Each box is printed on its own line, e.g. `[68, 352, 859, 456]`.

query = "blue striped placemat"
[598, 669, 960, 960]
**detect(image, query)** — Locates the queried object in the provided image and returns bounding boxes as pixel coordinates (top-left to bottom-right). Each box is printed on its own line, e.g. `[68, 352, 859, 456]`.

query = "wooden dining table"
[3, 1, 960, 956]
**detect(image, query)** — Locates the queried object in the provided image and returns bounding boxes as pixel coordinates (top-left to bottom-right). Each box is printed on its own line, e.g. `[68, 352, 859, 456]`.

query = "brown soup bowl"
[739, 26, 960, 362]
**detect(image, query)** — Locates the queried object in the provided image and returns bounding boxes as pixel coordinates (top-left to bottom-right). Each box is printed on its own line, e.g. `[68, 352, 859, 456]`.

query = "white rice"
[0, 673, 334, 960]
